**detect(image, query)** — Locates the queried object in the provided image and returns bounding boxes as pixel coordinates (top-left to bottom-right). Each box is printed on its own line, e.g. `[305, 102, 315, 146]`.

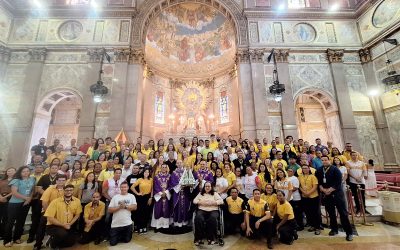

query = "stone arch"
[27, 88, 83, 163]
[132, 0, 248, 48]
[294, 88, 344, 149]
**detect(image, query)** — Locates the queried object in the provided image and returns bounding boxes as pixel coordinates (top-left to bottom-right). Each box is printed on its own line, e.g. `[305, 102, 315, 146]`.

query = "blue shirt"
[312, 157, 323, 170]
[9, 177, 35, 203]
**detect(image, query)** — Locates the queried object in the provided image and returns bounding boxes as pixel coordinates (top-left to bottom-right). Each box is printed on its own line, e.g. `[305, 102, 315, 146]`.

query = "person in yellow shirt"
[98, 159, 115, 183]
[330, 147, 348, 165]
[130, 169, 153, 234]
[256, 143, 270, 161]
[66, 169, 84, 198]
[275, 190, 297, 245]
[79, 192, 105, 245]
[257, 164, 272, 192]
[342, 143, 363, 161]
[272, 152, 288, 170]
[224, 188, 244, 235]
[44, 184, 82, 249]
[244, 189, 273, 249]
[298, 165, 321, 235]
[209, 134, 219, 150]
[248, 152, 262, 169]
[275, 137, 285, 151]
[47, 145, 66, 165]
[261, 184, 278, 215]
[223, 163, 236, 193]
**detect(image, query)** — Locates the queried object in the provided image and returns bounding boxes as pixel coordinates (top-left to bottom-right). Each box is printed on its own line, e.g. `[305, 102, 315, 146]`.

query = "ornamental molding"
[236, 48, 250, 63]
[129, 48, 145, 64]
[0, 45, 11, 63]
[28, 48, 47, 62]
[274, 49, 290, 63]
[87, 48, 105, 63]
[249, 49, 265, 63]
[114, 48, 131, 62]
[358, 48, 372, 64]
[326, 49, 344, 63]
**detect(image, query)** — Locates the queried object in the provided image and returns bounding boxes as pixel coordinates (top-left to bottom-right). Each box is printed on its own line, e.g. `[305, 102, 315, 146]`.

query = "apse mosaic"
[145, 3, 236, 78]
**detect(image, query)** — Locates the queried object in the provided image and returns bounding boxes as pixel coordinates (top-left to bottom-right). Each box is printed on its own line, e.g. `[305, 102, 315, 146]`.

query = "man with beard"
[79, 192, 105, 245]
[44, 184, 82, 249]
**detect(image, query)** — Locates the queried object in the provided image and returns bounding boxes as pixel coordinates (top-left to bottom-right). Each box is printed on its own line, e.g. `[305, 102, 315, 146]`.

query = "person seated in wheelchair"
[244, 188, 274, 249]
[193, 181, 224, 246]
[224, 187, 245, 235]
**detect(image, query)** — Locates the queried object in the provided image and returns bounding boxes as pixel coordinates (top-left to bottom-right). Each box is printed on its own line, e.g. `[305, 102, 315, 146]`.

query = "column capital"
[326, 49, 344, 63]
[129, 48, 144, 64]
[114, 48, 131, 62]
[0, 45, 11, 63]
[274, 49, 290, 63]
[87, 48, 104, 63]
[236, 48, 250, 63]
[359, 48, 372, 64]
[249, 49, 265, 63]
[28, 48, 47, 62]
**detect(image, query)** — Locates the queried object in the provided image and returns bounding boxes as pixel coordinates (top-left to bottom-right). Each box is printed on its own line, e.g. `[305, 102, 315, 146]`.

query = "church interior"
[0, 0, 400, 249]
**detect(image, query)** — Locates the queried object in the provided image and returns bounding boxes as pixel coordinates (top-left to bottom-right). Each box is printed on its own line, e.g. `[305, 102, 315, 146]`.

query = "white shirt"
[214, 148, 227, 163]
[244, 174, 257, 199]
[347, 160, 366, 185]
[121, 166, 133, 180]
[215, 177, 228, 199]
[288, 176, 301, 201]
[109, 193, 137, 228]
[229, 153, 238, 162]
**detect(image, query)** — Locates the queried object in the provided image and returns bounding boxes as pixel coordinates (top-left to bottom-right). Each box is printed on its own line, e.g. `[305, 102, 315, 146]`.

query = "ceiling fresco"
[145, 3, 237, 79]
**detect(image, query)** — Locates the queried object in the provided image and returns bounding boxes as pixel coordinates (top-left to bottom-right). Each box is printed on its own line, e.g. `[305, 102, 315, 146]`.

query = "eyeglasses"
[64, 189, 74, 192]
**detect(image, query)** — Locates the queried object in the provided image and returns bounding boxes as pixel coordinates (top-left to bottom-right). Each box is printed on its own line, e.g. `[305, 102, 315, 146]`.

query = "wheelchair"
[192, 205, 225, 246]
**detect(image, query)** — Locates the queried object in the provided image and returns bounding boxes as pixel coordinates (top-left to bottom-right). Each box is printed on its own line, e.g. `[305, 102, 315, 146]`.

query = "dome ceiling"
[145, 3, 237, 79]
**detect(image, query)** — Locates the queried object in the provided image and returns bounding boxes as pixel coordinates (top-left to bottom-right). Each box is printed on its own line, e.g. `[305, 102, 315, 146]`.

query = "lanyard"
[322, 166, 330, 184]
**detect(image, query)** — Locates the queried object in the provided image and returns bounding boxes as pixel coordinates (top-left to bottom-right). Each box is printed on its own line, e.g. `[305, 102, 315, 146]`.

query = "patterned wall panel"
[385, 110, 400, 163]
[9, 18, 131, 45]
[354, 116, 384, 165]
[0, 7, 12, 43]
[344, 64, 372, 111]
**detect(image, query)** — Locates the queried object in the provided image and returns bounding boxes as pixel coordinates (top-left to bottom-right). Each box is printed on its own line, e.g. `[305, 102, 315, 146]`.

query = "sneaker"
[143, 228, 147, 234]
[315, 229, 321, 235]
[346, 234, 353, 241]
[328, 230, 338, 236]
[139, 228, 143, 234]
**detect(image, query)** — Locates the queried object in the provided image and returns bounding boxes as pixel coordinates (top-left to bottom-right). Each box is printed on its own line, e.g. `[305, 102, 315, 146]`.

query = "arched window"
[154, 91, 165, 124]
[220, 91, 229, 124]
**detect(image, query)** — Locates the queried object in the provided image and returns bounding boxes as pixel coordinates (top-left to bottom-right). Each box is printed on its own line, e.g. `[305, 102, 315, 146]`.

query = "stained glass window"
[155, 91, 165, 124]
[220, 91, 229, 124]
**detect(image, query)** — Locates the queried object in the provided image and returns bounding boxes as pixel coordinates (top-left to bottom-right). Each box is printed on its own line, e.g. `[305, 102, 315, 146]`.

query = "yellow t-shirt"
[45, 197, 82, 225]
[261, 193, 278, 211]
[330, 155, 347, 165]
[210, 141, 219, 150]
[84, 201, 105, 220]
[249, 159, 262, 168]
[98, 169, 114, 182]
[272, 159, 288, 170]
[223, 171, 236, 187]
[46, 152, 66, 165]
[257, 172, 271, 191]
[298, 174, 319, 198]
[297, 167, 316, 176]
[277, 201, 294, 220]
[131, 178, 153, 195]
[41, 185, 64, 208]
[66, 178, 84, 198]
[245, 198, 269, 218]
[226, 196, 244, 214]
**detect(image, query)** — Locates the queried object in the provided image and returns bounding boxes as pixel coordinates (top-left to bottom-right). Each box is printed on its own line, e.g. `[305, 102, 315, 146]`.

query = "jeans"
[109, 224, 133, 246]
[29, 199, 42, 239]
[3, 202, 30, 244]
[194, 209, 219, 241]
[248, 216, 273, 243]
[46, 225, 76, 248]
[324, 191, 353, 235]
[349, 183, 365, 213]
[0, 201, 9, 238]
[302, 196, 321, 229]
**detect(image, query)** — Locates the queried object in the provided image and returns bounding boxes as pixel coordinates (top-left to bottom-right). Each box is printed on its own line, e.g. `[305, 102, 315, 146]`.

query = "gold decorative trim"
[353, 111, 374, 116]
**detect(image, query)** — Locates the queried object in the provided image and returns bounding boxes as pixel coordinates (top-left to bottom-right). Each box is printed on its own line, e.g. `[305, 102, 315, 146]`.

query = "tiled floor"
[7, 222, 400, 250]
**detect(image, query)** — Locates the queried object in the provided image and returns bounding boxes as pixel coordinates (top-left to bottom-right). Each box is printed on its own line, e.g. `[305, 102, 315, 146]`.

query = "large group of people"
[0, 134, 378, 249]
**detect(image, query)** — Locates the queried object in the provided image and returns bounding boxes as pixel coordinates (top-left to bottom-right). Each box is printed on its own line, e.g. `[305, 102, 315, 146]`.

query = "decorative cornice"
[28, 48, 47, 62]
[358, 48, 372, 64]
[0, 45, 11, 63]
[236, 48, 250, 63]
[274, 49, 290, 63]
[249, 49, 265, 63]
[87, 48, 104, 63]
[114, 48, 131, 62]
[129, 48, 144, 64]
[326, 49, 344, 63]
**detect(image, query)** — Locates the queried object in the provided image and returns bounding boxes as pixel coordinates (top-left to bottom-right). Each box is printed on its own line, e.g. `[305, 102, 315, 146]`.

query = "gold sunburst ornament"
[173, 81, 211, 112]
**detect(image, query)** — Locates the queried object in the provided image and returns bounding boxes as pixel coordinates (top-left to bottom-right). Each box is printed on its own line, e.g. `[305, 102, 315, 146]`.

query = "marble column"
[77, 48, 102, 142]
[125, 48, 144, 140]
[327, 49, 361, 151]
[275, 49, 298, 138]
[12, 48, 46, 167]
[359, 48, 398, 167]
[107, 48, 130, 137]
[249, 49, 270, 140]
[0, 45, 10, 82]
[237, 48, 256, 139]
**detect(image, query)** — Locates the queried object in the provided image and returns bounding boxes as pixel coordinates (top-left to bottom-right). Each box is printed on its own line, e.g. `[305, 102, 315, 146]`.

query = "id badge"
[323, 178, 326, 184]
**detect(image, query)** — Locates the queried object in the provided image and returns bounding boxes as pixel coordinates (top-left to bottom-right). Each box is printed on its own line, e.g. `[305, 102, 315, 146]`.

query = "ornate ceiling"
[144, 3, 237, 79]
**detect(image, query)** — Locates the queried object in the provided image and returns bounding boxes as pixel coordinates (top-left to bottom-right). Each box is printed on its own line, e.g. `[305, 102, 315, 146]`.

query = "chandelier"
[382, 39, 400, 95]
[267, 49, 285, 102]
[90, 48, 110, 103]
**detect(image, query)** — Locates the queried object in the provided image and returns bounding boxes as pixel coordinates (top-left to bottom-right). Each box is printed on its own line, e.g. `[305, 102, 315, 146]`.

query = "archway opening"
[28, 90, 82, 162]
[295, 89, 343, 149]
